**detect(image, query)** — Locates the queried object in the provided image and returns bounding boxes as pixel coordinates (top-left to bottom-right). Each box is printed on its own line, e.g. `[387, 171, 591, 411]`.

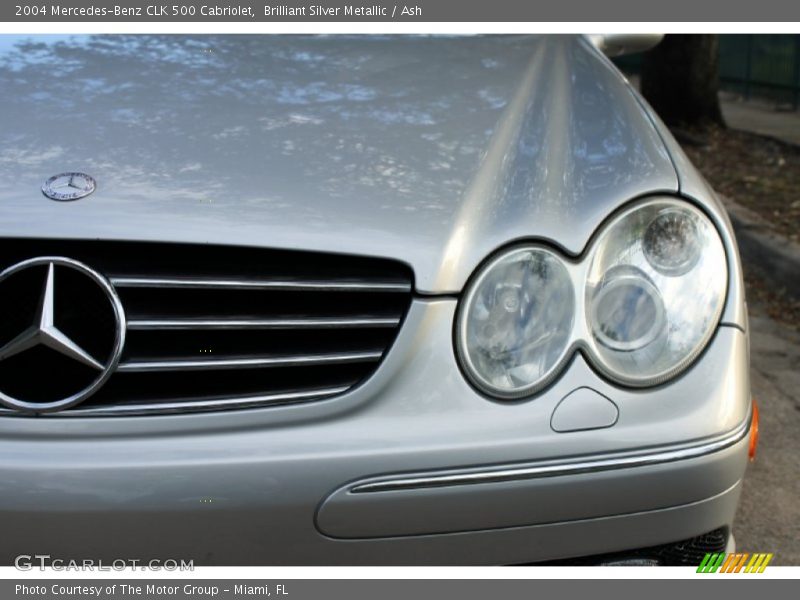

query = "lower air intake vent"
[0, 240, 413, 416]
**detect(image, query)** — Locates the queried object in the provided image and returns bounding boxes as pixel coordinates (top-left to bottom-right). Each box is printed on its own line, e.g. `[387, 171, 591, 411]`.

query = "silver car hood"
[0, 34, 677, 292]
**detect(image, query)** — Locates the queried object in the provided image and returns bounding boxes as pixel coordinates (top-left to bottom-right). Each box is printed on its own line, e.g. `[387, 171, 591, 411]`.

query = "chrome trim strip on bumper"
[350, 413, 752, 494]
[111, 277, 412, 293]
[0, 386, 352, 417]
[65, 386, 351, 416]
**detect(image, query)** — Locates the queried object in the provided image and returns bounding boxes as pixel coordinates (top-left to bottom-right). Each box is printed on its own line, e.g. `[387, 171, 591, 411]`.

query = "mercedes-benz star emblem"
[0, 257, 125, 413]
[42, 172, 97, 201]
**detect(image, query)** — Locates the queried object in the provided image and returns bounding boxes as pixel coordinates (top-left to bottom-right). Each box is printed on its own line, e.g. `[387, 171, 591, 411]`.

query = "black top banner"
[2, 0, 800, 22]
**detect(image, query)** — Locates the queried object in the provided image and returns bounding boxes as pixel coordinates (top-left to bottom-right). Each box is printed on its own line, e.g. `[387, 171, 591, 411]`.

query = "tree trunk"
[641, 34, 725, 130]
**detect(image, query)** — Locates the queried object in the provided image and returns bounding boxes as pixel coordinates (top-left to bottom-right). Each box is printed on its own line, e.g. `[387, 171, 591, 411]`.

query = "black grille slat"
[529, 527, 730, 566]
[0, 239, 413, 415]
[0, 240, 411, 282]
[82, 364, 367, 410]
[122, 327, 397, 359]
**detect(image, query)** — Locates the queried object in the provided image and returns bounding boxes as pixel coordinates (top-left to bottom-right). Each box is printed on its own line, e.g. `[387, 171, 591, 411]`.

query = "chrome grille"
[0, 240, 413, 416]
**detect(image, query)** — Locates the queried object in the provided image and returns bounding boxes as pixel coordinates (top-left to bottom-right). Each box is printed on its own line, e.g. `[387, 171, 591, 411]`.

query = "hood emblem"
[42, 172, 96, 201]
[0, 257, 125, 413]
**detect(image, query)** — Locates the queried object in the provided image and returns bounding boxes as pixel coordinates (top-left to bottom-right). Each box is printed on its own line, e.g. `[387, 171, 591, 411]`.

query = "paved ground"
[721, 93, 800, 146]
[733, 297, 800, 565]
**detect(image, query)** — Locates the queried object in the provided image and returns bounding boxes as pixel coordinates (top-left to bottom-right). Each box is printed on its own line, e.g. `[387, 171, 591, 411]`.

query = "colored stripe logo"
[697, 552, 774, 573]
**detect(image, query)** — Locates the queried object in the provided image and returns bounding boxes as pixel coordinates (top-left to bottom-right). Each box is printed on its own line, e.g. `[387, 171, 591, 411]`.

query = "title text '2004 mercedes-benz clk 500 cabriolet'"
[0, 34, 755, 565]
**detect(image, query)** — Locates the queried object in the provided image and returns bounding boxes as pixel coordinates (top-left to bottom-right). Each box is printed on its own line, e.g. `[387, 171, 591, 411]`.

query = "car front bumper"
[0, 299, 751, 565]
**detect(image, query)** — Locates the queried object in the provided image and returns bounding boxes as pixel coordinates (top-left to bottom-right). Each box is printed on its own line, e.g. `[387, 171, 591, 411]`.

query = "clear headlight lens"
[455, 198, 729, 399]
[642, 208, 702, 275]
[585, 199, 727, 385]
[590, 265, 667, 353]
[456, 247, 574, 398]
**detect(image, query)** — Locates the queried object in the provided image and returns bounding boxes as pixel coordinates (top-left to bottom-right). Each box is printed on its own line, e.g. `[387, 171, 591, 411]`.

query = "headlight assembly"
[455, 198, 728, 399]
[584, 199, 728, 386]
[456, 247, 575, 398]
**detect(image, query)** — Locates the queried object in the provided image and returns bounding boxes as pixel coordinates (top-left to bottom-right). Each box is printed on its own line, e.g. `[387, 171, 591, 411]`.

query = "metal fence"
[719, 34, 800, 108]
[614, 35, 800, 110]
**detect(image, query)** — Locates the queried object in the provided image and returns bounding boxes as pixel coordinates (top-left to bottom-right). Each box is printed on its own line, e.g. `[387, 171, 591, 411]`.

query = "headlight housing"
[456, 247, 575, 398]
[584, 199, 728, 386]
[455, 198, 728, 398]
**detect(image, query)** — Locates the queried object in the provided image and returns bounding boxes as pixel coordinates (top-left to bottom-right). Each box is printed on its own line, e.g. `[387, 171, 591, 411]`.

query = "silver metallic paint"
[317, 437, 748, 538]
[588, 34, 664, 58]
[341, 413, 750, 494]
[0, 34, 677, 293]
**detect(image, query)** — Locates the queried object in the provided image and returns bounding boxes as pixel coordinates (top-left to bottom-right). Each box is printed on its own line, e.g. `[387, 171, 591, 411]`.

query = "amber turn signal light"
[749, 398, 759, 461]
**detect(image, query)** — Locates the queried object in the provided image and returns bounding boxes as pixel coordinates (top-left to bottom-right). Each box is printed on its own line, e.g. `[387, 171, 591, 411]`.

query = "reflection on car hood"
[0, 34, 677, 292]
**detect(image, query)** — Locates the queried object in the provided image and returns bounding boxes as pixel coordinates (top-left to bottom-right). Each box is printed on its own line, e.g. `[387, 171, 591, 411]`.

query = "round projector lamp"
[590, 267, 666, 353]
